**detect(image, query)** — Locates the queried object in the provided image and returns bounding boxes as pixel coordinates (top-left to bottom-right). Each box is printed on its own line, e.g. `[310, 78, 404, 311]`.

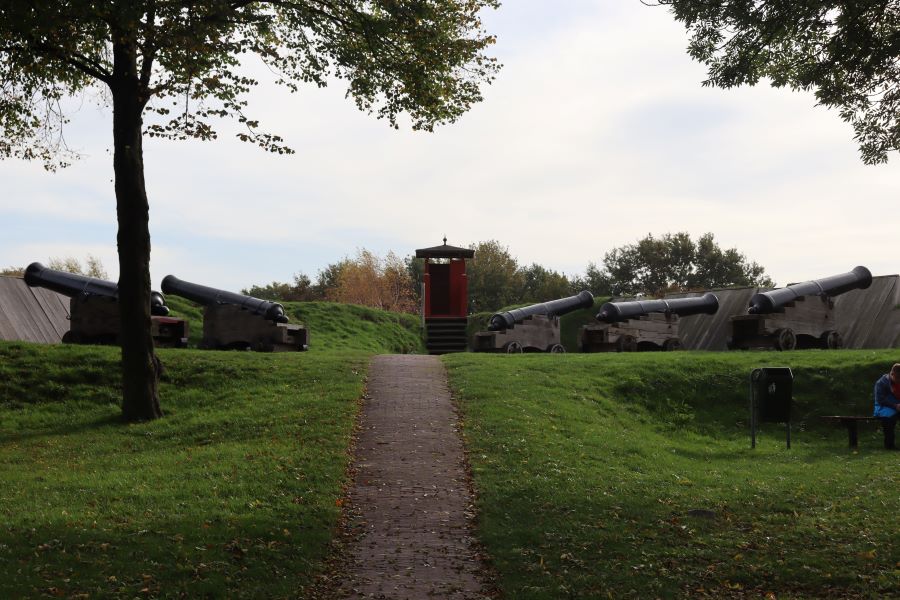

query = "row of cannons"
[23, 261, 873, 354]
[473, 266, 873, 353]
[23, 263, 308, 352]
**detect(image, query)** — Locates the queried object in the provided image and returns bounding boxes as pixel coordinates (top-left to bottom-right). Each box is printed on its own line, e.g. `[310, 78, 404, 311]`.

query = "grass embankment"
[0, 299, 422, 598]
[166, 296, 424, 354]
[0, 343, 363, 598]
[445, 350, 900, 599]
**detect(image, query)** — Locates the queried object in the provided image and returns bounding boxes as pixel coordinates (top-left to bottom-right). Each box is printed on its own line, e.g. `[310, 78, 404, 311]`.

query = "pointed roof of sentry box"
[415, 237, 475, 259]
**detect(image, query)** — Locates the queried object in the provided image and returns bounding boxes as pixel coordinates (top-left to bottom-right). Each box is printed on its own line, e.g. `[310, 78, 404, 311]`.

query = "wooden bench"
[819, 416, 882, 449]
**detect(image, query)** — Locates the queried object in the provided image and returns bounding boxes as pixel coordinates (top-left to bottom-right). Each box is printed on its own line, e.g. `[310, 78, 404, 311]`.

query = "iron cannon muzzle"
[150, 292, 170, 316]
[162, 274, 289, 323]
[25, 262, 170, 316]
[747, 266, 872, 314]
[596, 292, 719, 323]
[488, 290, 594, 331]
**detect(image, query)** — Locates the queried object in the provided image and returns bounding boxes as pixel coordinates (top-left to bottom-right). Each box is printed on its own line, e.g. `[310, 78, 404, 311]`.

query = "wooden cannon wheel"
[819, 330, 843, 350]
[774, 328, 796, 351]
[547, 343, 566, 354]
[504, 341, 523, 354]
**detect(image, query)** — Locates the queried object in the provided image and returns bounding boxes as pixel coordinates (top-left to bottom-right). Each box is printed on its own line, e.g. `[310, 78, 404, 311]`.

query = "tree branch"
[35, 43, 113, 84]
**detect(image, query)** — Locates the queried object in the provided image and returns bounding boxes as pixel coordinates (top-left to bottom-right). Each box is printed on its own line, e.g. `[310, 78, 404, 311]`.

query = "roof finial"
[443, 235, 447, 245]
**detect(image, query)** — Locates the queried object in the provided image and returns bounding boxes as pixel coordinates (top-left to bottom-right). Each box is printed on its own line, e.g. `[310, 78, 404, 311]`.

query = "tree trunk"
[111, 39, 162, 421]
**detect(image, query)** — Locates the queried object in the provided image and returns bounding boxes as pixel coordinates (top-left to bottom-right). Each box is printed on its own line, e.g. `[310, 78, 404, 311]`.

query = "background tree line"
[2, 232, 773, 314]
[1, 256, 108, 279]
[243, 249, 418, 313]
[243, 232, 774, 313]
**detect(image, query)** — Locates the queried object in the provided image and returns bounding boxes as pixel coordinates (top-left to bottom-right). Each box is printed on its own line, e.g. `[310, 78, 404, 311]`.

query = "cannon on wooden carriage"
[580, 293, 719, 352]
[729, 266, 872, 351]
[473, 290, 594, 353]
[161, 275, 308, 351]
[23, 262, 188, 347]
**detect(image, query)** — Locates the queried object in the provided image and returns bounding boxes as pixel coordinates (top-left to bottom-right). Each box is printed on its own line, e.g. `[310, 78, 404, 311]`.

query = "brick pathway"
[339, 355, 490, 599]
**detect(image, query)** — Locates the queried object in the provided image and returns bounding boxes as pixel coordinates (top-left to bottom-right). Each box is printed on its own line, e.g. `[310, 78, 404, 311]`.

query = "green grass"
[164, 295, 205, 346]
[444, 350, 900, 599]
[5, 296, 897, 599]
[0, 341, 368, 598]
[166, 296, 425, 354]
[0, 298, 421, 597]
[286, 301, 424, 354]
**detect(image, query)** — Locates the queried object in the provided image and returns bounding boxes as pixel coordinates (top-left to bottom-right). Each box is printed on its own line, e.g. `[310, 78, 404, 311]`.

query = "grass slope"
[287, 301, 423, 354]
[0, 342, 367, 598]
[166, 296, 424, 354]
[444, 350, 900, 599]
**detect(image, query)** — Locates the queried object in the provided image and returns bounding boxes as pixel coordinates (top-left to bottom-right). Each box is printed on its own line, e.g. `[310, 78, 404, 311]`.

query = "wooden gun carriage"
[473, 291, 594, 353]
[162, 275, 308, 352]
[729, 266, 872, 351]
[580, 293, 719, 352]
[24, 262, 187, 347]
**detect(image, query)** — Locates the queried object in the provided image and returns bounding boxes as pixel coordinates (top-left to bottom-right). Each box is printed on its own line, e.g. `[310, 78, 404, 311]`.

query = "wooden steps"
[424, 318, 468, 354]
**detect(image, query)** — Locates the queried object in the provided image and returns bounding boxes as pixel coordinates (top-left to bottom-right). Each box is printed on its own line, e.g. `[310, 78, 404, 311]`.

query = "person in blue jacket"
[873, 363, 900, 450]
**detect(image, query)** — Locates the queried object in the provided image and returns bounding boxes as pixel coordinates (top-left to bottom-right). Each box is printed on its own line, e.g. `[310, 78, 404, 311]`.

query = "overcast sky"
[1, 1, 897, 293]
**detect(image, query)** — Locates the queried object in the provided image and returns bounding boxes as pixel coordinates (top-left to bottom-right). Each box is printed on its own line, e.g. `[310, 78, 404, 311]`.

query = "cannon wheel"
[615, 335, 637, 353]
[663, 338, 681, 352]
[547, 343, 566, 354]
[774, 328, 796, 351]
[504, 341, 523, 354]
[819, 330, 843, 350]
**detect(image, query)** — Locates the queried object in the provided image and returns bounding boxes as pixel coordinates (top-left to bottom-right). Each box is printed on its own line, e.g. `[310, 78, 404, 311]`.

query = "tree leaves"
[0, 0, 500, 165]
[660, 1, 900, 164]
[600, 231, 773, 296]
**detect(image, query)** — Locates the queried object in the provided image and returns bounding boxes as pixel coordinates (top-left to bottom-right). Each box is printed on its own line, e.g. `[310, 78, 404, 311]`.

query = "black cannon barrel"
[24, 262, 169, 316]
[595, 292, 719, 323]
[747, 266, 872, 315]
[488, 290, 594, 331]
[161, 274, 289, 323]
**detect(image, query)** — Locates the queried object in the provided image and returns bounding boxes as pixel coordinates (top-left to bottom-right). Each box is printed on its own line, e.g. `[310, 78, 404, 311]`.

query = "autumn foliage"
[327, 250, 417, 314]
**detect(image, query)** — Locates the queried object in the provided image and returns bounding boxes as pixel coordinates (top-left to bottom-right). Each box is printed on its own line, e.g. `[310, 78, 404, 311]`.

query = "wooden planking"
[669, 287, 758, 351]
[202, 304, 308, 351]
[834, 275, 899, 348]
[880, 278, 900, 348]
[581, 320, 675, 350]
[834, 276, 892, 347]
[476, 315, 562, 351]
[0, 276, 68, 344]
[0, 277, 58, 342]
[22, 282, 64, 343]
[31, 286, 71, 339]
[736, 298, 837, 339]
[0, 278, 19, 340]
[669, 275, 900, 351]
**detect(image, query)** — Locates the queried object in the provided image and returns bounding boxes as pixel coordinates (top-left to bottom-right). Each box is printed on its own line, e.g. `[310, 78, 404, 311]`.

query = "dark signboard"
[750, 367, 793, 448]
[752, 367, 793, 423]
